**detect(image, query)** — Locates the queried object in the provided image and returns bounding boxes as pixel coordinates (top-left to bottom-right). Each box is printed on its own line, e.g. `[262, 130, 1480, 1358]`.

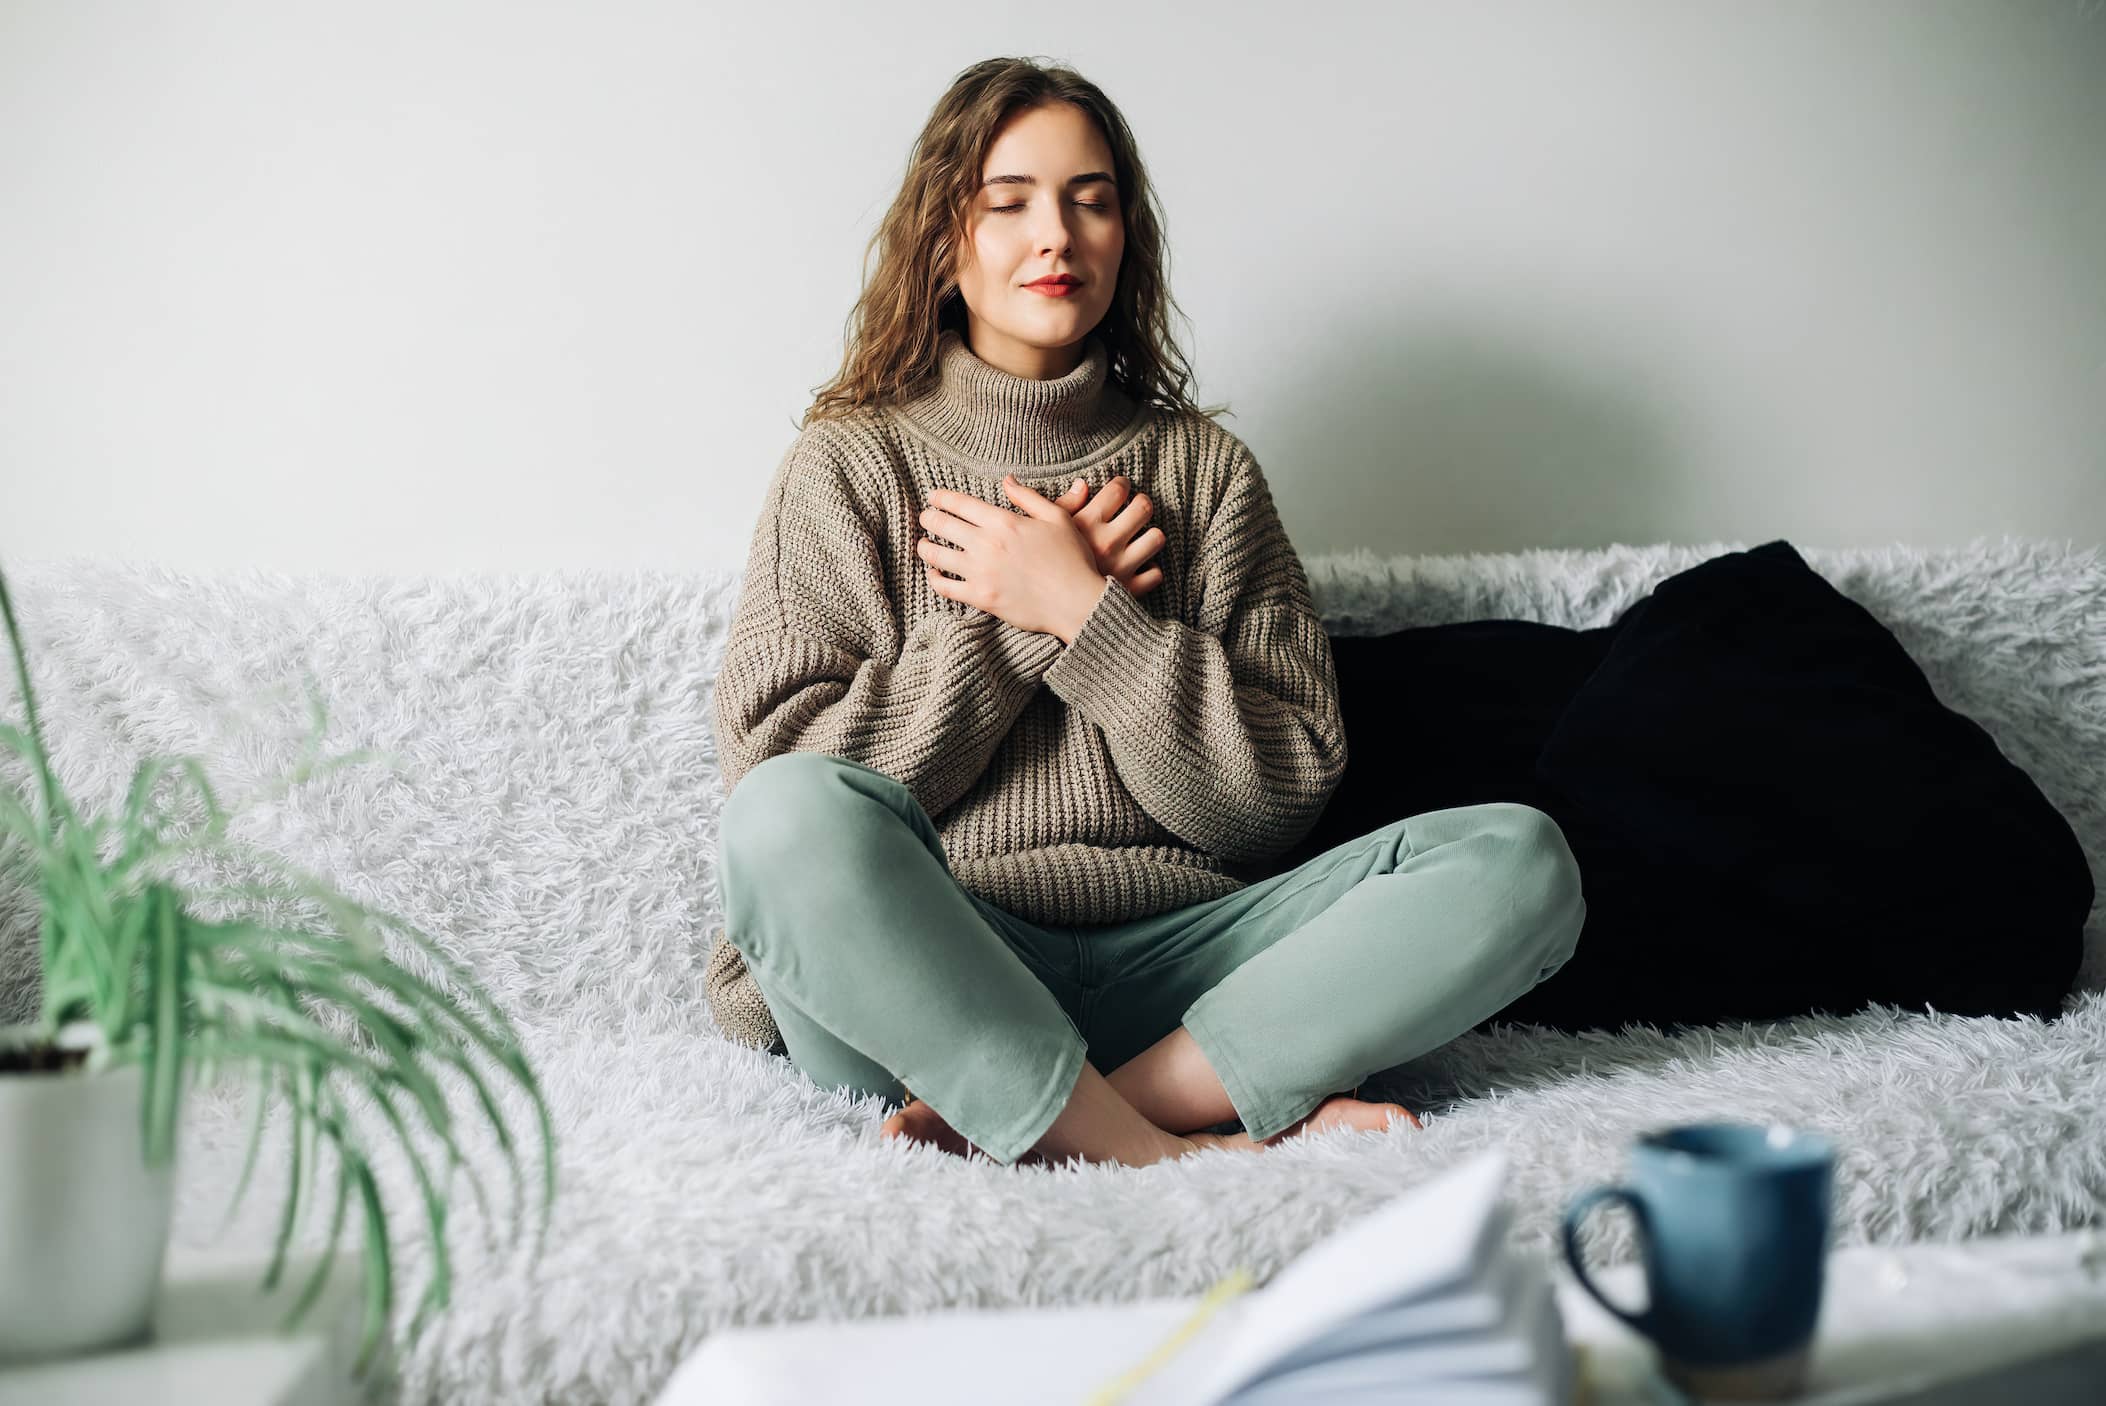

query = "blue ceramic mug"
[1562, 1122, 1837, 1401]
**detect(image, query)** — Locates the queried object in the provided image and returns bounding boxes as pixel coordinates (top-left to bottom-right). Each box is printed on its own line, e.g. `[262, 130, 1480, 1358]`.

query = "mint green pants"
[719, 751, 1586, 1166]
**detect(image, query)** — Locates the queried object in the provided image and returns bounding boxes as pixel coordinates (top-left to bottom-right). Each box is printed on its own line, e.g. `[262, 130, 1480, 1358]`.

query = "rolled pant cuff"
[973, 1033, 1090, 1167]
[1181, 1002, 1322, 1145]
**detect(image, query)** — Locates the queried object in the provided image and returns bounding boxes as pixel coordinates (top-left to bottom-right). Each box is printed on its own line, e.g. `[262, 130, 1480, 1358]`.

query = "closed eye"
[994, 202, 1113, 213]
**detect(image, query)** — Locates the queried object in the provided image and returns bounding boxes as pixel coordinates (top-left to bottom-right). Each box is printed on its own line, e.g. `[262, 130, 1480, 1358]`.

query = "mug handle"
[1561, 1186, 1655, 1334]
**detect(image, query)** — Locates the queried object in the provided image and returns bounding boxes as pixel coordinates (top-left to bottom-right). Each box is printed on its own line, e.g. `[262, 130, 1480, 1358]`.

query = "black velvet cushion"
[1276, 539, 2091, 1034]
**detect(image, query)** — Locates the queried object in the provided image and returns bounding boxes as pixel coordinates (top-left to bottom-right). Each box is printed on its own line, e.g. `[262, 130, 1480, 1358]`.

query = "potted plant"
[0, 561, 558, 1379]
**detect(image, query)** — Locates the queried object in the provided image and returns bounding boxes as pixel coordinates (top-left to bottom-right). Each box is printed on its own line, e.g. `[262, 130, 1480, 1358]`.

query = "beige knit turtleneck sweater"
[703, 326, 1346, 1054]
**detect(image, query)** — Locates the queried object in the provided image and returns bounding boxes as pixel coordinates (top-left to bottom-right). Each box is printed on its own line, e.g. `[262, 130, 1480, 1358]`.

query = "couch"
[1, 537, 2099, 1406]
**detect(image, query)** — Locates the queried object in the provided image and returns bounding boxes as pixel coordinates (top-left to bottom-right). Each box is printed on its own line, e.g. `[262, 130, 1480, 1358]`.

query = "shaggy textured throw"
[0, 538, 2099, 1406]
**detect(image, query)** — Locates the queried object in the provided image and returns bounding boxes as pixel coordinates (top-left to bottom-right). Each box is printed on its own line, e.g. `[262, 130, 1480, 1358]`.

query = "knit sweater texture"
[704, 326, 1347, 1053]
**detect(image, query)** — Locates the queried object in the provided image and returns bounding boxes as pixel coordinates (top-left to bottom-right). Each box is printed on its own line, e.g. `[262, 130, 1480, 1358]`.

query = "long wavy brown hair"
[802, 57, 1229, 429]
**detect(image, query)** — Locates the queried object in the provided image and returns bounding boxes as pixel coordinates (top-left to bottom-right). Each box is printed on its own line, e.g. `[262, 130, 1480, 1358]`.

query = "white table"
[0, 1243, 389, 1406]
[656, 1227, 2106, 1404]
[1567, 1227, 2106, 1404]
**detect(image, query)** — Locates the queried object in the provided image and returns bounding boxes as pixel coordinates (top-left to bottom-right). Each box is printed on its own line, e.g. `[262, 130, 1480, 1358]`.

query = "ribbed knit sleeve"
[1040, 445, 1346, 866]
[713, 435, 1067, 818]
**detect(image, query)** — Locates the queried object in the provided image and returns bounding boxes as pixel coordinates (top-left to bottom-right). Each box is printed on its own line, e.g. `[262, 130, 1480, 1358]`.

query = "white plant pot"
[0, 1021, 177, 1363]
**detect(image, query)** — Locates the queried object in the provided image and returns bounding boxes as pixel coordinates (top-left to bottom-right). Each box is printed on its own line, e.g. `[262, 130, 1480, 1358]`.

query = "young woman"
[707, 57, 1586, 1169]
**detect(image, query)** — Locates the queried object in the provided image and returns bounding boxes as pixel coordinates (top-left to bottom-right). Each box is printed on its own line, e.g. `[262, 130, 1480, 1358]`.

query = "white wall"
[2, 0, 2101, 576]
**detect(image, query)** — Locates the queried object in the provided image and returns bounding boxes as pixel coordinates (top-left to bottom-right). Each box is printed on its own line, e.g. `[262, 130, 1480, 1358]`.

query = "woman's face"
[953, 102, 1124, 379]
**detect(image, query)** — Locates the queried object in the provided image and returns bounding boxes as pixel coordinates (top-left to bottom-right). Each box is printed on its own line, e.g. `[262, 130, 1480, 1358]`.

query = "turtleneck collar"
[888, 327, 1149, 479]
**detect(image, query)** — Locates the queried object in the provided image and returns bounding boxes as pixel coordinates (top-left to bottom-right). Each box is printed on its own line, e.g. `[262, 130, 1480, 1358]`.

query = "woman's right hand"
[1051, 474, 1166, 597]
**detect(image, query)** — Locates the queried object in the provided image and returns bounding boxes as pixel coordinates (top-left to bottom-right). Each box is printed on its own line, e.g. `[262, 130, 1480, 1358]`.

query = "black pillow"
[1285, 540, 2091, 1035]
[1271, 618, 1610, 867]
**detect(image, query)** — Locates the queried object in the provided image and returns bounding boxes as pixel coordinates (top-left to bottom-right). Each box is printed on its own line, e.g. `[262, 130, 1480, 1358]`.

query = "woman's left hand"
[916, 475, 1109, 644]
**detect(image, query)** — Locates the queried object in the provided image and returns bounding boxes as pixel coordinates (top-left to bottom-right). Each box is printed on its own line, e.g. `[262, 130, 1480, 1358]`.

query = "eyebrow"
[980, 170, 1117, 189]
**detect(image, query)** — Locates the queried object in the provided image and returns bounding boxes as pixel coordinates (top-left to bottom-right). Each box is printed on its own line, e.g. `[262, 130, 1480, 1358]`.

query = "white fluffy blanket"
[0, 537, 2100, 1406]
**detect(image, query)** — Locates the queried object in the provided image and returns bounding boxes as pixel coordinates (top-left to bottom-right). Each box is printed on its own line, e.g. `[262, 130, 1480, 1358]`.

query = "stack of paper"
[656, 1151, 1568, 1406]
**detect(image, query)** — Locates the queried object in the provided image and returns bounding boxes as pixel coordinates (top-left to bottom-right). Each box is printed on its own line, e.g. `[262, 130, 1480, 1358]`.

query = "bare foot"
[881, 1089, 1417, 1166]
[1270, 1092, 1423, 1143]
[1182, 1093, 1422, 1155]
[880, 1096, 1049, 1166]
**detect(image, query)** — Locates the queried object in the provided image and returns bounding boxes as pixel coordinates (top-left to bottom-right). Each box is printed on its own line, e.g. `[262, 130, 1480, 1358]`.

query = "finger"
[918, 503, 982, 545]
[1108, 529, 1164, 575]
[1126, 565, 1164, 596]
[1082, 474, 1132, 524]
[923, 489, 1006, 531]
[914, 536, 969, 575]
[1101, 528, 1159, 573]
[1000, 473, 1062, 519]
[1054, 477, 1088, 510]
[924, 564, 974, 605]
[1107, 489, 1152, 539]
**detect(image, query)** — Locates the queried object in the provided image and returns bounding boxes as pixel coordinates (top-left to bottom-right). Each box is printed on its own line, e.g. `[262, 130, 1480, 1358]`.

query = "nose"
[1035, 205, 1075, 259]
